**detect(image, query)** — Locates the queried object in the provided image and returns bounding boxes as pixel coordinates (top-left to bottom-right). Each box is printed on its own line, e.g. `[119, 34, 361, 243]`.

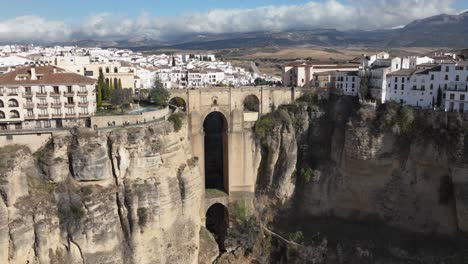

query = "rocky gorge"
[1, 95, 468, 264]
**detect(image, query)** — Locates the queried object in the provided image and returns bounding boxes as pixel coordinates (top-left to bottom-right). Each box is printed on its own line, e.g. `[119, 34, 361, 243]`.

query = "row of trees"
[96, 71, 125, 107]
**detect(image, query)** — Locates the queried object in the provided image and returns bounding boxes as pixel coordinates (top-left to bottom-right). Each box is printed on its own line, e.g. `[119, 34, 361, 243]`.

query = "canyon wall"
[255, 96, 468, 234]
[0, 122, 203, 264]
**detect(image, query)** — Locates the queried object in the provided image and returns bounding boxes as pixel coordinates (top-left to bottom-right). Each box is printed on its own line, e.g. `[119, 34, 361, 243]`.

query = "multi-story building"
[336, 71, 360, 96]
[386, 61, 468, 112]
[282, 61, 359, 87]
[0, 65, 96, 130]
[42, 55, 136, 90]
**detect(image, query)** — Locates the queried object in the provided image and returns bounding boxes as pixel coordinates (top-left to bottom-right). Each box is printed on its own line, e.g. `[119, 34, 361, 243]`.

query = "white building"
[336, 71, 360, 96]
[386, 61, 468, 112]
[0, 65, 96, 130]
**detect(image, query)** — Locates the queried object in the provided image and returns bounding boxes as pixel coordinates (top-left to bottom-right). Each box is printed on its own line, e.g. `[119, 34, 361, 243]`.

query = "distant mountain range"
[67, 11, 468, 50]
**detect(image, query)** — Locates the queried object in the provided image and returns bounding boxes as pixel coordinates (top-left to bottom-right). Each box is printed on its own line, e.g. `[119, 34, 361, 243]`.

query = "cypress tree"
[97, 71, 106, 104]
[118, 79, 123, 89]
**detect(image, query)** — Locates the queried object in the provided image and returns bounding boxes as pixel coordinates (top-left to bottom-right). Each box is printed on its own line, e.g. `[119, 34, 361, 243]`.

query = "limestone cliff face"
[0, 122, 203, 264]
[254, 97, 468, 235]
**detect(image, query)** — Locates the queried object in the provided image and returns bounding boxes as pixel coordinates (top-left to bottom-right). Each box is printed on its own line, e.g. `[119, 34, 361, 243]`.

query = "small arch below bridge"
[205, 203, 229, 253]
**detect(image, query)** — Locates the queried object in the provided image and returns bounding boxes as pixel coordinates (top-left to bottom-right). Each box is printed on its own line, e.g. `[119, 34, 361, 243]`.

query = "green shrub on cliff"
[168, 113, 183, 132]
[254, 114, 274, 141]
[299, 166, 314, 184]
[381, 104, 415, 135]
[288, 231, 304, 244]
[297, 93, 319, 105]
[232, 200, 250, 225]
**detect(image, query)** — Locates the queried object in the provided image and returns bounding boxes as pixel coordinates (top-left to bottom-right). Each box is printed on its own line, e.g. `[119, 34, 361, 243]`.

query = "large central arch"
[203, 111, 229, 193]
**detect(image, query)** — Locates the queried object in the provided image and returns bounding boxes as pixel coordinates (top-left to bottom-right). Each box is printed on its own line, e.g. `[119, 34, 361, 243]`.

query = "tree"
[109, 78, 114, 99]
[96, 84, 102, 107]
[254, 77, 267, 86]
[96, 71, 106, 106]
[172, 57, 176, 67]
[118, 79, 123, 89]
[436, 87, 443, 108]
[103, 77, 110, 101]
[149, 77, 170, 107]
[111, 88, 133, 111]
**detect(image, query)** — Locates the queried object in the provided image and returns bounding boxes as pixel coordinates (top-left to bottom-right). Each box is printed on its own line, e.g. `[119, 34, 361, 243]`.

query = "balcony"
[25, 115, 35, 120]
[64, 92, 75, 97]
[77, 91, 88, 96]
[50, 92, 61, 97]
[23, 102, 34, 109]
[65, 103, 76, 108]
[23, 93, 33, 98]
[52, 113, 62, 118]
[7, 92, 18, 96]
[36, 92, 48, 97]
[38, 114, 49, 119]
[66, 113, 76, 117]
[79, 113, 90, 117]
[78, 102, 88, 107]
[51, 103, 62, 108]
[37, 103, 49, 108]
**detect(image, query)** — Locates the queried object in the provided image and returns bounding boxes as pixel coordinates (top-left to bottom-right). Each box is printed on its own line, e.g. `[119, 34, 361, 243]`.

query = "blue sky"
[1, 0, 313, 21]
[2, 0, 466, 22]
[0, 0, 466, 42]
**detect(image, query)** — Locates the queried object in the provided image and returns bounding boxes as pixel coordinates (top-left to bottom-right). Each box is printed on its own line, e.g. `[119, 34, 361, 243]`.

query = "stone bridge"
[169, 86, 307, 198]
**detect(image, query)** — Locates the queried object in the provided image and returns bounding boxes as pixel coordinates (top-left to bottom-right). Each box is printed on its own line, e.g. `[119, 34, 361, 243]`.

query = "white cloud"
[0, 0, 458, 42]
[0, 16, 71, 42]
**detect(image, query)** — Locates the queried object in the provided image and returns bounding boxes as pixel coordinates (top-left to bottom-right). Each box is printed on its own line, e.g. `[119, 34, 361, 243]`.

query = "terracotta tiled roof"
[0, 65, 96, 86]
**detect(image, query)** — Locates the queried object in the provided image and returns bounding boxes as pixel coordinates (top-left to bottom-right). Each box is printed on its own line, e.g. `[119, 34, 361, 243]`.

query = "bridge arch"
[243, 94, 260, 112]
[168, 96, 187, 112]
[205, 203, 228, 253]
[203, 111, 229, 193]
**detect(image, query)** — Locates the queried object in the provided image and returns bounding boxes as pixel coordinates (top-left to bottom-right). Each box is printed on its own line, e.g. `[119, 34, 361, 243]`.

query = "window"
[67, 97, 74, 104]
[53, 86, 59, 94]
[450, 94, 455, 100]
[394, 77, 397, 82]
[431, 74, 434, 80]
[461, 94, 465, 101]
[79, 85, 86, 93]
[446, 66, 449, 72]
[352, 83, 355, 89]
[80, 107, 88, 114]
[54, 108, 61, 115]
[402, 77, 405, 83]
[421, 85, 425, 90]
[25, 87, 31, 94]
[40, 109, 48, 116]
[44, 120, 51, 128]
[394, 84, 398, 90]
[401, 84, 405, 90]
[39, 86, 46, 93]
[445, 75, 449, 81]
[80, 97, 87, 103]
[67, 108, 75, 114]
[67, 86, 73, 93]
[53, 98, 60, 104]
[444, 84, 448, 90]
[430, 84, 433, 90]
[460, 103, 465, 113]
[27, 109, 33, 117]
[456, 75, 460, 81]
